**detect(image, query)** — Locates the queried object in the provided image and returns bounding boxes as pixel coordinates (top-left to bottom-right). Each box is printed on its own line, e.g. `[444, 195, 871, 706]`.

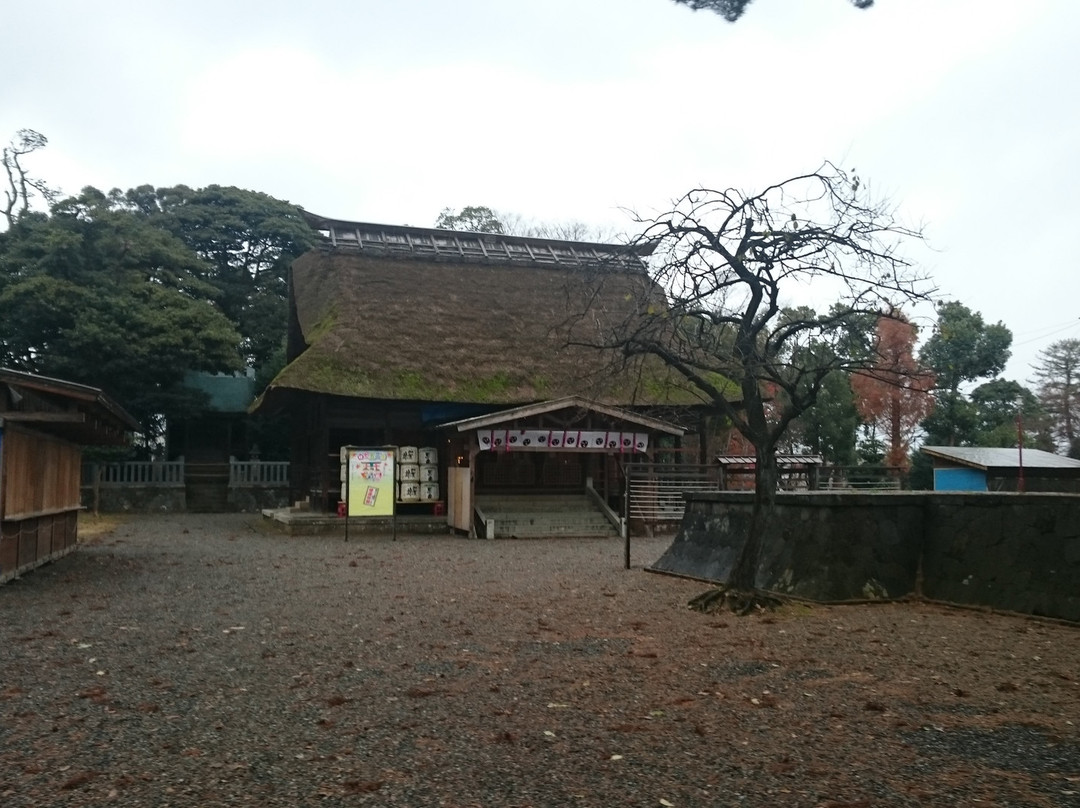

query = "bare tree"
[1032, 338, 1080, 456]
[504, 215, 615, 244]
[436, 207, 615, 243]
[587, 164, 933, 608]
[2, 129, 58, 229]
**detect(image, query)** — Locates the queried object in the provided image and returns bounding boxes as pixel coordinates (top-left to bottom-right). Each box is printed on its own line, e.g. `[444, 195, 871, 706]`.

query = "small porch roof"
[715, 454, 824, 466]
[439, 396, 685, 436]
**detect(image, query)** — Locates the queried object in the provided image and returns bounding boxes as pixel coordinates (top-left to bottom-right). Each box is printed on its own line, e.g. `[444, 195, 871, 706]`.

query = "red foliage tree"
[851, 314, 935, 468]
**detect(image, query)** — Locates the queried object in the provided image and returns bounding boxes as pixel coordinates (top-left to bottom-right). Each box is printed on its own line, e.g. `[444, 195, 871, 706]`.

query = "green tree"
[776, 306, 871, 465]
[919, 301, 1012, 446]
[435, 205, 505, 234]
[783, 366, 860, 464]
[591, 164, 931, 605]
[673, 0, 872, 23]
[120, 184, 315, 372]
[969, 379, 1052, 450]
[0, 190, 241, 439]
[1031, 338, 1080, 455]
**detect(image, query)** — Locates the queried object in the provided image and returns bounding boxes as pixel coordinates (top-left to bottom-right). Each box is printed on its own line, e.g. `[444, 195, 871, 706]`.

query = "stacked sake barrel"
[396, 446, 439, 502]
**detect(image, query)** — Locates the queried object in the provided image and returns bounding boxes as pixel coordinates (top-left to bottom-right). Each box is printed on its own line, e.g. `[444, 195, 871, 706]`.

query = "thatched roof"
[258, 220, 707, 411]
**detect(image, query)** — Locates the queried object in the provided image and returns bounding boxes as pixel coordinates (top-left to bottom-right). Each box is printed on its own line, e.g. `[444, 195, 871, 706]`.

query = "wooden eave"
[0, 367, 140, 445]
[440, 396, 685, 436]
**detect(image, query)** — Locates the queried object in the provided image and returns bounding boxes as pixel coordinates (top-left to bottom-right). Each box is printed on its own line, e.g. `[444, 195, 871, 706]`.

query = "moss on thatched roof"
[262, 245, 710, 408]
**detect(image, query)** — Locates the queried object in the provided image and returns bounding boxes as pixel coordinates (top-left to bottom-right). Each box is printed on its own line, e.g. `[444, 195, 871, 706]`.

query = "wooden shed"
[921, 445, 1080, 493]
[1, 368, 139, 583]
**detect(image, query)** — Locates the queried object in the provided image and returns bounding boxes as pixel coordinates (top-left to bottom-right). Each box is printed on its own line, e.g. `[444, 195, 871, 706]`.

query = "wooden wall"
[1, 425, 83, 584]
[1, 425, 83, 519]
[0, 512, 79, 584]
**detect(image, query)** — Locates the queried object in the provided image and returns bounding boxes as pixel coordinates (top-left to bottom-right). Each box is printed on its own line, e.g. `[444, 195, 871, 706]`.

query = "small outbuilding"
[1, 368, 139, 584]
[921, 445, 1080, 493]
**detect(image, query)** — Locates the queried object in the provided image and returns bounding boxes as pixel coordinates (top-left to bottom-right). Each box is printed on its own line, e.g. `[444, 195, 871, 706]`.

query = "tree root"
[687, 585, 785, 616]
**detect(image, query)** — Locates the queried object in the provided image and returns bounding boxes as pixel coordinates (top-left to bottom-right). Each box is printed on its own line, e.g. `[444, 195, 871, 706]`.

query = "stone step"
[187, 483, 229, 513]
[475, 493, 618, 538]
[495, 518, 616, 538]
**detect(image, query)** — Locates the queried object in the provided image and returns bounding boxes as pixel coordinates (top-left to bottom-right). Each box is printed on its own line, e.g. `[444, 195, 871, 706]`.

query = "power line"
[1013, 318, 1080, 348]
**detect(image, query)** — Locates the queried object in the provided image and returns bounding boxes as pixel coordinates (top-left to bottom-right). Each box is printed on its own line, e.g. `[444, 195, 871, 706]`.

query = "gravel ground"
[2, 513, 1079, 807]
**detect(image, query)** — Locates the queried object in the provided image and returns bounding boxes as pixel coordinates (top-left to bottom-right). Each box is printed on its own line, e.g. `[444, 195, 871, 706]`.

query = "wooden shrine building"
[253, 216, 720, 535]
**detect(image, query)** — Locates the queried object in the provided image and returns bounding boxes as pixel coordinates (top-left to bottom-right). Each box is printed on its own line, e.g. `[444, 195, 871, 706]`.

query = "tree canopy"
[434, 205, 506, 234]
[0, 195, 241, 438]
[673, 0, 873, 23]
[0, 173, 314, 443]
[919, 301, 1012, 446]
[121, 183, 315, 369]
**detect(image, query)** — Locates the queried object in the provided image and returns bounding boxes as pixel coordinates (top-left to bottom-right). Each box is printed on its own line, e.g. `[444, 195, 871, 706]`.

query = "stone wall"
[81, 485, 186, 513]
[922, 493, 1080, 621]
[80, 485, 290, 513]
[652, 491, 1080, 622]
[228, 486, 290, 513]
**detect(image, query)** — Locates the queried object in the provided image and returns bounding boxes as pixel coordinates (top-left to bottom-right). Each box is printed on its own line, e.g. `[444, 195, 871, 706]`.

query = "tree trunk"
[726, 445, 778, 590]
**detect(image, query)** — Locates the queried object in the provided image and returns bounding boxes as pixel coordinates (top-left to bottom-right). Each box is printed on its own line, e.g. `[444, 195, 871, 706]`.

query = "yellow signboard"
[345, 447, 395, 517]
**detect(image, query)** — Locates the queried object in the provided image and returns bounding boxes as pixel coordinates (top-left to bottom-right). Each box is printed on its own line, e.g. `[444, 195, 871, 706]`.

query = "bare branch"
[2, 129, 58, 229]
[570, 165, 935, 587]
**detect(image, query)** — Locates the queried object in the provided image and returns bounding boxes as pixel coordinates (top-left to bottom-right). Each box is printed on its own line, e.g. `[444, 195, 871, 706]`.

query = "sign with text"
[342, 447, 395, 517]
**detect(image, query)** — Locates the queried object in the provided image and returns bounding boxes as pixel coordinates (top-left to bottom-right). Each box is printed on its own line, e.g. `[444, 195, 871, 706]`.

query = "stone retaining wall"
[81, 485, 186, 513]
[651, 491, 1080, 622]
[922, 493, 1080, 621]
[80, 485, 290, 513]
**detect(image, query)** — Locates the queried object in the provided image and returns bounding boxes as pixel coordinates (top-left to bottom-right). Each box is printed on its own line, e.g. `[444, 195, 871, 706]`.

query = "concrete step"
[476, 494, 596, 512]
[475, 493, 618, 538]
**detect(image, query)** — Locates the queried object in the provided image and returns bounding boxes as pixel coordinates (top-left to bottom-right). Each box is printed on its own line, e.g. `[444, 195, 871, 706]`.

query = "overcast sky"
[4, 0, 1078, 383]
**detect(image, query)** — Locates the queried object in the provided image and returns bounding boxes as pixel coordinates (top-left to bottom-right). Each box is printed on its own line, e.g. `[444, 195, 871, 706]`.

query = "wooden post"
[469, 442, 479, 539]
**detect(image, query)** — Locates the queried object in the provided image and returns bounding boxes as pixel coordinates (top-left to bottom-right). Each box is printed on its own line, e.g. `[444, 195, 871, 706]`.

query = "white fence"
[622, 462, 907, 531]
[229, 460, 290, 487]
[624, 464, 721, 525]
[83, 459, 289, 487]
[84, 461, 185, 486]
